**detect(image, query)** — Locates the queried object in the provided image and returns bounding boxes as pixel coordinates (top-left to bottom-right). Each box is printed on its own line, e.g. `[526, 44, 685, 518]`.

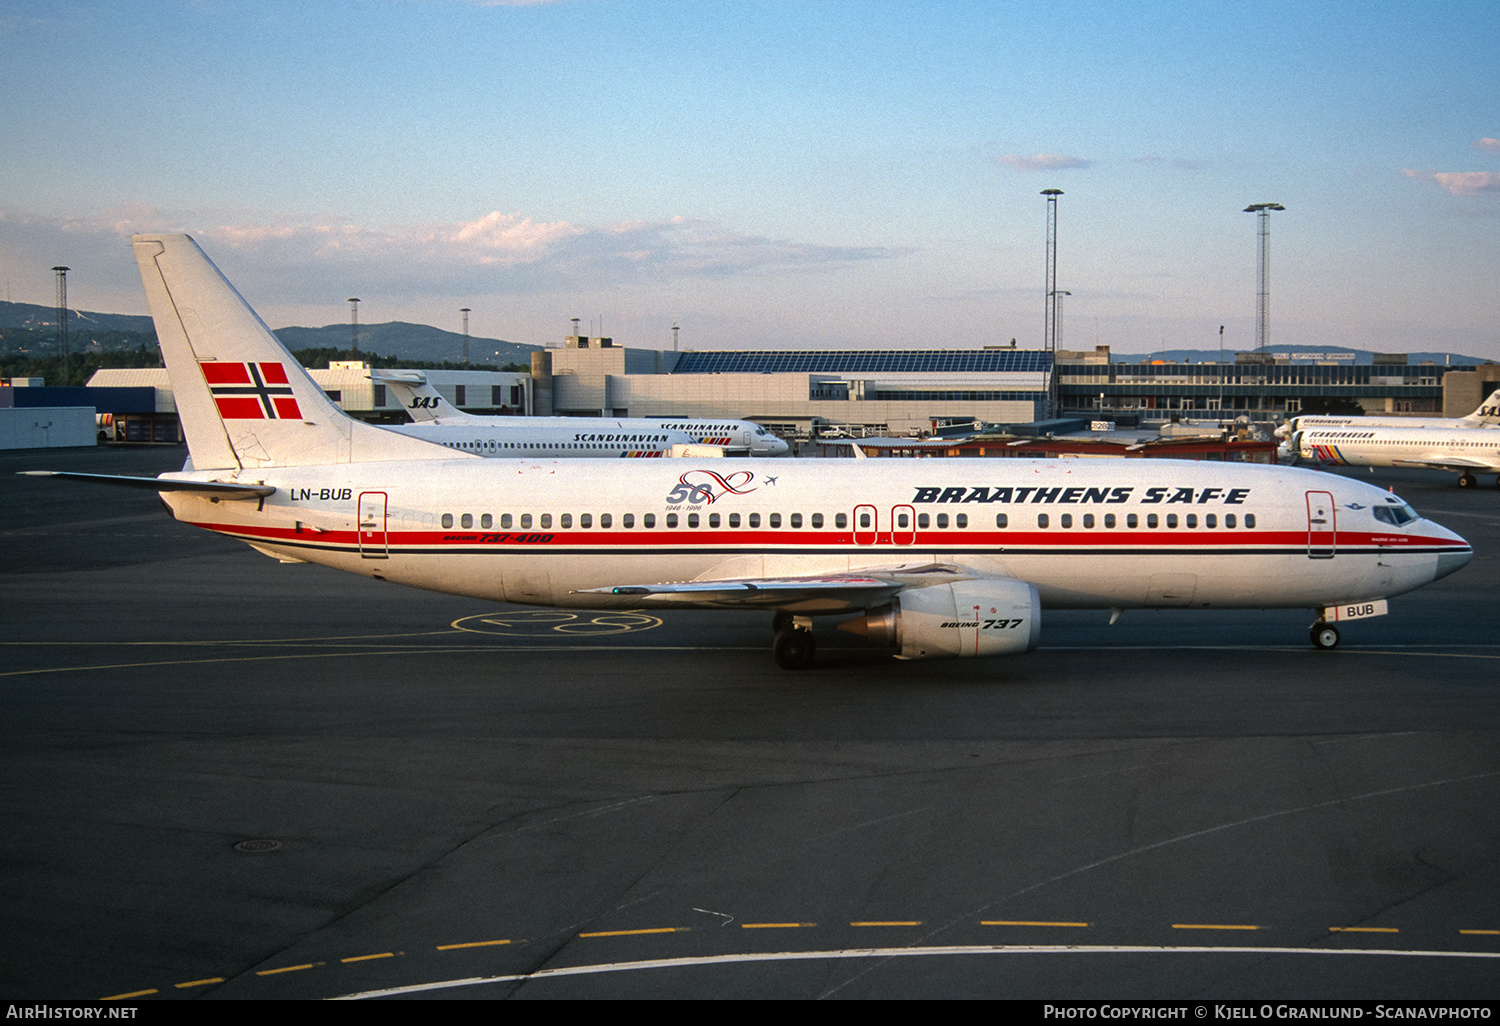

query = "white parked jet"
[24, 235, 1473, 667]
[1295, 423, 1500, 489]
[1275, 390, 1500, 440]
[375, 369, 791, 456]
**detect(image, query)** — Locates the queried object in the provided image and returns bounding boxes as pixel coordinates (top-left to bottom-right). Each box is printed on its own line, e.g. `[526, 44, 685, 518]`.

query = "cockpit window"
[1373, 501, 1418, 527]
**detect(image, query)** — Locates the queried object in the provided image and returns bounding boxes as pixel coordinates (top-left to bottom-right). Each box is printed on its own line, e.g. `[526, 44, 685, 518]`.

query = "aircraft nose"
[1433, 525, 1473, 581]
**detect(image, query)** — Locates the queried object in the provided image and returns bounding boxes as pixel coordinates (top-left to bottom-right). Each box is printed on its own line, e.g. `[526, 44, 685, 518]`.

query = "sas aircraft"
[374, 369, 790, 456]
[24, 235, 1473, 668]
[1276, 390, 1500, 440]
[381, 406, 700, 459]
[1295, 423, 1500, 489]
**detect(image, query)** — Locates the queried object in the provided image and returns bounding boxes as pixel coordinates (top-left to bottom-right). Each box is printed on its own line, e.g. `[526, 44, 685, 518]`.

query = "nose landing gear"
[1310, 622, 1340, 650]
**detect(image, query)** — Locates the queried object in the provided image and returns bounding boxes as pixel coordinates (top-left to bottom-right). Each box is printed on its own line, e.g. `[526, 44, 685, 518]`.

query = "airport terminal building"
[59, 339, 1500, 447]
[527, 338, 1497, 439]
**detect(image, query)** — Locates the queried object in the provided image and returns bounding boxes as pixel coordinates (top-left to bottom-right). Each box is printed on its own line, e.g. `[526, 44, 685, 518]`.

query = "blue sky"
[2, 0, 1497, 359]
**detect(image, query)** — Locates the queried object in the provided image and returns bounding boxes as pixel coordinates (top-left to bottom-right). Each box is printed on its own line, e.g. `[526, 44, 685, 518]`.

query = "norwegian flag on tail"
[200, 361, 303, 420]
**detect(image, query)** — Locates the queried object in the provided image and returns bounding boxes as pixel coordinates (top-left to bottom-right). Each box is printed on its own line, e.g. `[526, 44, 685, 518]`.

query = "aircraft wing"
[19, 471, 275, 499]
[1392, 457, 1500, 472]
[575, 562, 976, 612]
[819, 436, 970, 449]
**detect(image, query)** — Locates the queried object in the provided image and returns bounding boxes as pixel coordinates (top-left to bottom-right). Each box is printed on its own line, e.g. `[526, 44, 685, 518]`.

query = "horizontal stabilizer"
[19, 470, 274, 499]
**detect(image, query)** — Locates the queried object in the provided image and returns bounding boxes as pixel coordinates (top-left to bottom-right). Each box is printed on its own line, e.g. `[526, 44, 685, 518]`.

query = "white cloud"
[1474, 138, 1500, 155]
[1402, 169, 1500, 196]
[997, 153, 1092, 172]
[0, 206, 910, 309]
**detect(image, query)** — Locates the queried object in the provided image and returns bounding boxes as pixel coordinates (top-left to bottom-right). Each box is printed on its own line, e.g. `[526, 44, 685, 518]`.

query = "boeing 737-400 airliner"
[23, 235, 1473, 668]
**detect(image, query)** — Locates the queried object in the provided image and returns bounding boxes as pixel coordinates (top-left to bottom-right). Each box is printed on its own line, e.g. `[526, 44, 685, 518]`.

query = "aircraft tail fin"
[1460, 389, 1500, 426]
[370, 369, 475, 424]
[131, 234, 462, 469]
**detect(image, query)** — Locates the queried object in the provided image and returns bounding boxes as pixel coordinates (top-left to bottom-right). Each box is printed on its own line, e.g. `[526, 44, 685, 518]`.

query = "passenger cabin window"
[1060, 514, 1072, 529]
[769, 513, 782, 528]
[790, 513, 802, 528]
[560, 514, 572, 529]
[955, 514, 968, 528]
[580, 514, 592, 529]
[599, 513, 611, 529]
[643, 513, 656, 528]
[540, 514, 552, 529]
[482, 514, 493, 529]
[688, 513, 700, 528]
[1037, 513, 1049, 528]
[666, 513, 678, 528]
[461, 513, 473, 529]
[441, 514, 454, 528]
[994, 513, 1008, 528]
[811, 513, 824, 528]
[835, 513, 847, 529]
[749, 513, 761, 528]
[936, 513, 949, 529]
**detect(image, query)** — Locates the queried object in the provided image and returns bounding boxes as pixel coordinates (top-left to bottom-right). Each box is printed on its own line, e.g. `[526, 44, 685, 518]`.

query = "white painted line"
[333, 943, 1500, 999]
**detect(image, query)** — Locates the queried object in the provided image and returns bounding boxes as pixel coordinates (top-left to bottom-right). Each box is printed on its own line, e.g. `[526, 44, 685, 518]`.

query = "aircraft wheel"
[1310, 622, 1340, 650]
[772, 610, 793, 634]
[1459, 474, 1476, 489]
[773, 627, 816, 670]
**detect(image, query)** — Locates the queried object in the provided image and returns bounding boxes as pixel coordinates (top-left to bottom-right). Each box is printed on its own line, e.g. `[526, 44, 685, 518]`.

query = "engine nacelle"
[838, 579, 1041, 660]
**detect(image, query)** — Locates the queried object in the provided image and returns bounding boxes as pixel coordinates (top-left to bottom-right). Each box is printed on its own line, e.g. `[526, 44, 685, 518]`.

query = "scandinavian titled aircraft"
[373, 389, 701, 459]
[374, 369, 791, 456]
[1295, 423, 1500, 489]
[1275, 390, 1500, 440]
[23, 235, 1473, 668]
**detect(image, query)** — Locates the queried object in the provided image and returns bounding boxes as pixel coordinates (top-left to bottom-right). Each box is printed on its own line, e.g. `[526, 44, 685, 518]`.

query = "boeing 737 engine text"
[22, 235, 1474, 669]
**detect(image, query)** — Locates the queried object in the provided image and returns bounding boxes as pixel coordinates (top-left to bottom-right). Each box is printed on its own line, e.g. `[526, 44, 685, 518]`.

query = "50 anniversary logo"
[664, 469, 759, 505]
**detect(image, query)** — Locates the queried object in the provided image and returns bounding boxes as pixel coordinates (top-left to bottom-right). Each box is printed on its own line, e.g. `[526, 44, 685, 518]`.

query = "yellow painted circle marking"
[451, 610, 663, 637]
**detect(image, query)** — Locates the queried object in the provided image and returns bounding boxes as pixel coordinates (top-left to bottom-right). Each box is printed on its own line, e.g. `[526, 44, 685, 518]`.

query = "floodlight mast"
[1042, 189, 1063, 418]
[1244, 203, 1284, 351]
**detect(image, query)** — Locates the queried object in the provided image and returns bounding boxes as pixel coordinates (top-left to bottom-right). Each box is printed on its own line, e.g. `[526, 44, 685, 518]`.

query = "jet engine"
[837, 579, 1041, 660]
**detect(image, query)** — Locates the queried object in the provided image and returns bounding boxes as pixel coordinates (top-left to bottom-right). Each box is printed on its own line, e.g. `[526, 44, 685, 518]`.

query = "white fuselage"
[1297, 425, 1500, 473]
[159, 457, 1470, 613]
[380, 419, 694, 458]
[402, 414, 790, 456]
[1277, 391, 1500, 439]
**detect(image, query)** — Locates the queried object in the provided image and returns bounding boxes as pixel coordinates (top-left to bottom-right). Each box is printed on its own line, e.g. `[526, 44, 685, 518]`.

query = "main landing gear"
[772, 612, 817, 669]
[1310, 621, 1340, 650]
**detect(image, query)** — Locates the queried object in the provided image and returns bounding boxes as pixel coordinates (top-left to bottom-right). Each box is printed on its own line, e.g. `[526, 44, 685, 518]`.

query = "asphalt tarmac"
[2, 446, 1498, 1001]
